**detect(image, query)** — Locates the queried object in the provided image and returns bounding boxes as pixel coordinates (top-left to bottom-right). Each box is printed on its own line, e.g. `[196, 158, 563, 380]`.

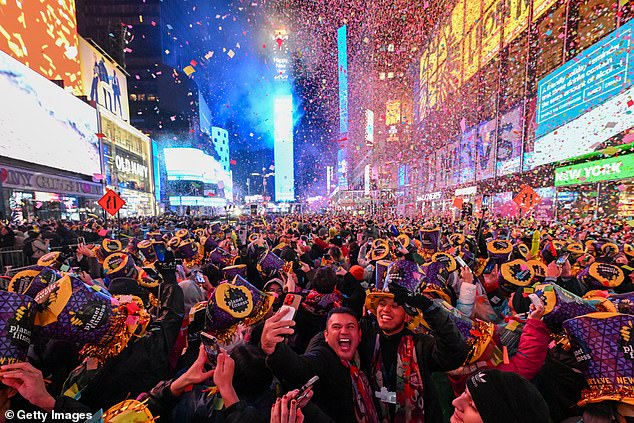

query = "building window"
[533, 1, 567, 80]
[500, 31, 528, 109]
[570, 0, 617, 56]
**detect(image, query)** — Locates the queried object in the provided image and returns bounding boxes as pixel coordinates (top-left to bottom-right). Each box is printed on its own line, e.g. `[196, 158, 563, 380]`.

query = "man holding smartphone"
[261, 307, 379, 423]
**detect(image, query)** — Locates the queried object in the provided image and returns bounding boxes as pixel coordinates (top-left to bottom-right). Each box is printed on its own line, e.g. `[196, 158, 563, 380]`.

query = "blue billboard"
[337, 148, 348, 190]
[536, 18, 634, 138]
[274, 96, 295, 202]
[338, 25, 348, 134]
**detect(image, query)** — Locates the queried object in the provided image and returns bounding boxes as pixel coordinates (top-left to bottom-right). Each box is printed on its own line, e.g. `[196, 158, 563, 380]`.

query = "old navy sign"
[0, 165, 103, 196]
[554, 154, 634, 187]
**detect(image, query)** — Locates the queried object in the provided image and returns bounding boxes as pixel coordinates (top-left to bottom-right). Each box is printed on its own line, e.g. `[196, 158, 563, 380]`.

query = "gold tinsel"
[578, 385, 634, 407]
[79, 297, 151, 363]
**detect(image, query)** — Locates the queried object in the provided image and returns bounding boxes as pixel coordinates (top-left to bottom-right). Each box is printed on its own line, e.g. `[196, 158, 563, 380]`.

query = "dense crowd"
[1, 211, 633, 422]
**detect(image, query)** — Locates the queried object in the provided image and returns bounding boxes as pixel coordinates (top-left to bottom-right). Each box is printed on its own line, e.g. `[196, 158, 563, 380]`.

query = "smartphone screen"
[556, 253, 570, 266]
[77, 237, 85, 245]
[195, 272, 205, 284]
[200, 332, 220, 368]
[154, 243, 167, 262]
[483, 259, 496, 274]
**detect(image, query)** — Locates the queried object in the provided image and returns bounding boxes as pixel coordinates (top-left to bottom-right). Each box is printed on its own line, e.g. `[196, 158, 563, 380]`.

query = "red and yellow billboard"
[0, 0, 82, 95]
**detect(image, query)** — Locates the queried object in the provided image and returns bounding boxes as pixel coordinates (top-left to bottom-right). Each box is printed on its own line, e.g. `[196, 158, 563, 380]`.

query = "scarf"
[341, 355, 380, 423]
[372, 334, 425, 423]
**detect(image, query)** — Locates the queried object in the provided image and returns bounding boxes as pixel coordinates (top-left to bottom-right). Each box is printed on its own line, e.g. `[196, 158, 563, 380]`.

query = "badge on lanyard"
[375, 386, 397, 404]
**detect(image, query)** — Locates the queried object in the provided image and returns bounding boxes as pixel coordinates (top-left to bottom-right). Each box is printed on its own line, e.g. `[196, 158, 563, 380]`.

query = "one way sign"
[98, 190, 126, 216]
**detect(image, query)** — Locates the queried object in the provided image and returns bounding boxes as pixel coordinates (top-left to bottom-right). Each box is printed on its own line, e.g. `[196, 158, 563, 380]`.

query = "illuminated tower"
[272, 28, 295, 202]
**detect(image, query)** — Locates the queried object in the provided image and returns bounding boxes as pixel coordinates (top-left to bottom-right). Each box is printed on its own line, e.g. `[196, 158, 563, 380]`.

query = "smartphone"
[528, 293, 544, 308]
[483, 259, 497, 274]
[296, 375, 319, 403]
[556, 253, 570, 267]
[153, 243, 167, 262]
[195, 271, 205, 284]
[77, 236, 85, 245]
[455, 255, 467, 268]
[200, 332, 220, 369]
[279, 294, 302, 321]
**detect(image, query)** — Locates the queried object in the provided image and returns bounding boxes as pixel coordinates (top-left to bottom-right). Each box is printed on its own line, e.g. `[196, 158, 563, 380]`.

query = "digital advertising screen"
[0, 0, 82, 95]
[536, 18, 634, 139]
[497, 106, 523, 175]
[337, 25, 348, 134]
[79, 38, 130, 122]
[0, 50, 100, 176]
[163, 147, 223, 184]
[273, 95, 295, 201]
[460, 128, 476, 183]
[476, 118, 497, 180]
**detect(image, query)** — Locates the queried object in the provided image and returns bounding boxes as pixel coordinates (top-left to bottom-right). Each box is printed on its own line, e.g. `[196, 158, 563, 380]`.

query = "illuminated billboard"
[530, 18, 634, 168]
[385, 101, 401, 126]
[529, 83, 634, 168]
[273, 96, 295, 201]
[476, 118, 497, 180]
[496, 106, 523, 175]
[337, 25, 348, 134]
[164, 148, 223, 184]
[272, 29, 290, 80]
[536, 18, 634, 139]
[365, 110, 374, 146]
[0, 50, 100, 176]
[79, 38, 130, 122]
[100, 109, 151, 192]
[0, 0, 83, 95]
[337, 149, 348, 190]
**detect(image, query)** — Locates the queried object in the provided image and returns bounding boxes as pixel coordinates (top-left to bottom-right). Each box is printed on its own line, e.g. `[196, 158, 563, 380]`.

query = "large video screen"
[164, 148, 222, 184]
[0, 0, 83, 95]
[0, 50, 100, 176]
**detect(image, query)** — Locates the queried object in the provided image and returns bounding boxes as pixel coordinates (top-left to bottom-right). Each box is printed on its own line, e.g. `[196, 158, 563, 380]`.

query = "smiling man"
[261, 307, 378, 423]
[361, 259, 469, 422]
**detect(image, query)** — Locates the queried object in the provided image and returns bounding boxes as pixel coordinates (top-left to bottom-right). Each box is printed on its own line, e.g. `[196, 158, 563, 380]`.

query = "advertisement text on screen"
[536, 20, 634, 138]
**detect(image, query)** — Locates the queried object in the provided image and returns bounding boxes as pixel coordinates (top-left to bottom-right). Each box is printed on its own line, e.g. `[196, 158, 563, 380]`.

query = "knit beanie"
[511, 287, 532, 314]
[466, 369, 550, 423]
[349, 265, 365, 281]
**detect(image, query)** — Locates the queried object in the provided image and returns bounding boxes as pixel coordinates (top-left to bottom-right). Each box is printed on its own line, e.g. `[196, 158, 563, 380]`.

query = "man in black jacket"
[361, 261, 469, 422]
[261, 307, 378, 423]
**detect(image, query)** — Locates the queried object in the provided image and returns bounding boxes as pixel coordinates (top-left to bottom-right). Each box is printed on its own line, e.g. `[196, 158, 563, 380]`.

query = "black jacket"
[266, 335, 357, 423]
[61, 281, 184, 411]
[359, 303, 469, 423]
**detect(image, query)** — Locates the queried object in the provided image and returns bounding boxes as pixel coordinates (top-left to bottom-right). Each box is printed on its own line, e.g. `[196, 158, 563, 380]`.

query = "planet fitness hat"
[579, 262, 625, 290]
[204, 275, 273, 343]
[37, 252, 64, 269]
[533, 282, 597, 333]
[487, 240, 513, 265]
[0, 290, 36, 365]
[222, 264, 247, 281]
[34, 275, 113, 344]
[103, 253, 138, 280]
[563, 312, 634, 406]
[498, 259, 535, 294]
